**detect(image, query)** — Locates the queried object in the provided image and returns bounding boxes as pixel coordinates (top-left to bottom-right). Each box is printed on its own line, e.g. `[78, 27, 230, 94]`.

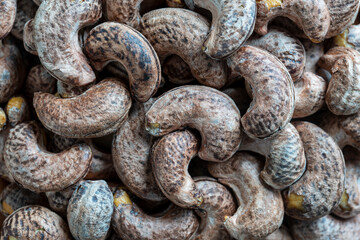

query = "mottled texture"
[145, 85, 241, 162]
[345, 24, 360, 51]
[302, 39, 324, 73]
[46, 182, 81, 216]
[4, 121, 92, 192]
[34, 0, 102, 86]
[23, 19, 37, 55]
[228, 45, 295, 139]
[24, 64, 57, 99]
[103, 0, 142, 29]
[67, 180, 113, 240]
[318, 47, 360, 115]
[57, 80, 94, 99]
[1, 205, 72, 239]
[152, 130, 201, 208]
[284, 121, 345, 220]
[222, 87, 252, 115]
[163, 55, 195, 85]
[84, 22, 161, 102]
[5, 96, 30, 127]
[0, 0, 16, 39]
[140, 8, 227, 89]
[34, 78, 132, 138]
[11, 0, 37, 40]
[208, 152, 284, 239]
[0, 128, 13, 182]
[265, 226, 293, 240]
[239, 123, 306, 190]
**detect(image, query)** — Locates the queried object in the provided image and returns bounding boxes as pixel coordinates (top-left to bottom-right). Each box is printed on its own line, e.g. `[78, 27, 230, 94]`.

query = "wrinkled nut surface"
[11, 0, 37, 40]
[228, 45, 295, 139]
[112, 188, 199, 240]
[140, 8, 228, 89]
[0, 0, 16, 39]
[283, 121, 345, 220]
[0, 128, 13, 182]
[151, 130, 202, 208]
[67, 180, 114, 240]
[4, 121, 92, 192]
[84, 22, 161, 102]
[24, 64, 57, 99]
[34, 78, 132, 138]
[208, 152, 284, 240]
[46, 182, 81, 215]
[1, 205, 72, 239]
[163, 55, 195, 85]
[34, 0, 102, 86]
[57, 80, 94, 99]
[103, 0, 142, 29]
[145, 85, 241, 162]
[302, 39, 324, 73]
[239, 123, 306, 190]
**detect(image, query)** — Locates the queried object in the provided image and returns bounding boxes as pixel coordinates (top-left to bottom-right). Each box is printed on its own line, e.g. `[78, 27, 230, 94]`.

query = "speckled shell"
[0, 0, 16, 39]
[145, 85, 241, 162]
[23, 19, 37, 55]
[46, 181, 81, 215]
[34, 0, 102, 86]
[0, 183, 45, 216]
[67, 180, 114, 240]
[0, 128, 13, 182]
[11, 0, 37, 40]
[163, 55, 195, 85]
[247, 27, 305, 82]
[345, 24, 360, 51]
[151, 130, 201, 208]
[239, 123, 306, 190]
[290, 214, 360, 240]
[112, 99, 166, 202]
[283, 121, 345, 220]
[4, 121, 92, 192]
[48, 133, 78, 153]
[302, 39, 324, 73]
[293, 72, 327, 118]
[228, 45, 295, 139]
[140, 8, 227, 89]
[5, 96, 30, 127]
[255, 0, 330, 42]
[112, 189, 199, 240]
[265, 226, 293, 240]
[84, 22, 161, 103]
[208, 152, 284, 239]
[193, 177, 236, 240]
[57, 80, 94, 99]
[24, 64, 57, 99]
[34, 78, 132, 138]
[222, 87, 252, 115]
[103, 0, 142, 29]
[1, 205, 72, 239]
[318, 47, 360, 115]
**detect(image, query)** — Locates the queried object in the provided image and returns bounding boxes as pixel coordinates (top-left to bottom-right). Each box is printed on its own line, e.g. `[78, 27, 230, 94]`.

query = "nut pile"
[0, 0, 360, 239]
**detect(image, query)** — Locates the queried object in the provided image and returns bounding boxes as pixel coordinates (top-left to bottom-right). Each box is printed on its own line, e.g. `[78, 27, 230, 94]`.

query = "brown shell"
[46, 182, 81, 216]
[23, 19, 37, 55]
[103, 0, 142, 29]
[163, 55, 195, 85]
[0, 128, 13, 182]
[84, 22, 161, 103]
[246, 27, 305, 82]
[4, 121, 92, 192]
[302, 39, 324, 73]
[318, 46, 360, 115]
[112, 99, 166, 202]
[24, 64, 57, 99]
[1, 205, 72, 239]
[283, 121, 345, 220]
[151, 130, 201, 208]
[33, 0, 102, 86]
[140, 8, 227, 89]
[208, 152, 284, 239]
[11, 0, 38, 40]
[239, 123, 306, 190]
[227, 45, 295, 139]
[255, 0, 330, 42]
[33, 78, 132, 138]
[0, 0, 16, 39]
[145, 85, 241, 162]
[57, 80, 94, 99]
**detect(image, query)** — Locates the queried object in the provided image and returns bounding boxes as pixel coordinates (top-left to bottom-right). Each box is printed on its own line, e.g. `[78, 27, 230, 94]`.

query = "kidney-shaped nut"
[4, 121, 92, 192]
[103, 0, 142, 29]
[5, 95, 30, 127]
[24, 64, 57, 100]
[67, 180, 114, 240]
[0, 0, 16, 39]
[145, 85, 241, 162]
[228, 45, 295, 139]
[84, 22, 161, 102]
[34, 0, 102, 86]
[208, 152, 284, 240]
[318, 46, 360, 115]
[140, 8, 227, 89]
[185, 0, 256, 59]
[34, 78, 132, 138]
[163, 55, 195, 85]
[283, 121, 345, 220]
[11, 0, 37, 40]
[112, 188, 199, 240]
[239, 123, 306, 190]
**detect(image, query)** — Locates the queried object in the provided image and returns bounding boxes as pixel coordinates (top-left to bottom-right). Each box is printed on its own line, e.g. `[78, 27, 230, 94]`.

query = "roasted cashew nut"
[0, 0, 16, 39]
[23, 19, 37, 55]
[103, 0, 142, 29]
[24, 64, 57, 100]
[57, 80, 94, 99]
[145, 85, 241, 162]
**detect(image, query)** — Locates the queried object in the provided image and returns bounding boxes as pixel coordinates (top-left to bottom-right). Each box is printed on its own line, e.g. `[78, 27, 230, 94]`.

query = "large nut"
[0, 0, 16, 39]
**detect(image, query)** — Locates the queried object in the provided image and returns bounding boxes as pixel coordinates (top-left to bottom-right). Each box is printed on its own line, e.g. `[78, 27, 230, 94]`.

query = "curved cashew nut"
[151, 130, 202, 208]
[11, 0, 37, 40]
[5, 96, 30, 127]
[24, 64, 57, 100]
[228, 45, 295, 139]
[23, 19, 37, 55]
[33, 0, 102, 86]
[46, 182, 81, 216]
[239, 123, 306, 189]
[140, 8, 227, 89]
[255, 0, 330, 43]
[185, 0, 256, 59]
[4, 121, 93, 192]
[163, 55, 195, 85]
[145, 85, 241, 162]
[112, 188, 199, 240]
[34, 78, 132, 138]
[1, 205, 72, 239]
[67, 180, 114, 240]
[283, 121, 345, 220]
[208, 152, 284, 240]
[84, 22, 161, 102]
[318, 47, 360, 115]
[103, 0, 142, 29]
[0, 0, 16, 39]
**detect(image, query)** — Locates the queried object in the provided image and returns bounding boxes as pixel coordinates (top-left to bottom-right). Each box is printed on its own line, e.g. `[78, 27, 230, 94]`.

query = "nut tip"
[145, 122, 161, 136]
[114, 188, 132, 207]
[339, 190, 352, 211]
[286, 193, 305, 211]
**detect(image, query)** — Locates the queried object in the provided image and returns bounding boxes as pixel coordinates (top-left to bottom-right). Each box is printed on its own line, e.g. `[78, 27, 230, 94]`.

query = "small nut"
[24, 64, 57, 100]
[302, 39, 324, 73]
[23, 19, 37, 55]
[46, 182, 81, 216]
[163, 55, 195, 85]
[0, 107, 6, 131]
[11, 0, 38, 40]
[5, 95, 30, 127]
[103, 0, 142, 29]
[166, 0, 185, 8]
[0, 128, 13, 182]
[0, 0, 16, 39]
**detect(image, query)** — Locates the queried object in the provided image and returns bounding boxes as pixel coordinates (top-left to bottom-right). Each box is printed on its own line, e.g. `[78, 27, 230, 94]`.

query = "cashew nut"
[24, 64, 57, 100]
[167, 0, 185, 8]
[334, 24, 360, 51]
[23, 19, 37, 55]
[0, 128, 13, 182]
[302, 39, 324, 73]
[0, 108, 6, 131]
[5, 96, 30, 127]
[103, 0, 142, 29]
[11, 0, 37, 40]
[46, 182, 81, 216]
[163, 55, 195, 85]
[0, 0, 16, 39]
[57, 80, 94, 99]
